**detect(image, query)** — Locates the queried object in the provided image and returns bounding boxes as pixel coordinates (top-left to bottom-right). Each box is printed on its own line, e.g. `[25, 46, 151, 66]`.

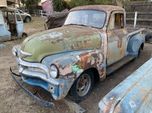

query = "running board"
[107, 56, 135, 75]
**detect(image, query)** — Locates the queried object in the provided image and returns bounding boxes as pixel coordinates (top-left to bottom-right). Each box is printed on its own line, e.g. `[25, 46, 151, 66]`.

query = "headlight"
[50, 64, 59, 78]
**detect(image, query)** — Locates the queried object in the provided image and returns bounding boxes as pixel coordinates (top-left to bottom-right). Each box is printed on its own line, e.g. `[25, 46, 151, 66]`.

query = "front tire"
[70, 71, 94, 102]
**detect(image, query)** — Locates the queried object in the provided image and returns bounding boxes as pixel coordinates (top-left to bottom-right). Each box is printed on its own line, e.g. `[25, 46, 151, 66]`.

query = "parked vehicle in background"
[145, 32, 152, 43]
[0, 7, 25, 42]
[98, 57, 152, 113]
[11, 5, 145, 106]
[18, 9, 32, 23]
[45, 11, 68, 29]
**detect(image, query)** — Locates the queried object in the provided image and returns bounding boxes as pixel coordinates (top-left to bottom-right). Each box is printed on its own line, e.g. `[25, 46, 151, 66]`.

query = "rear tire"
[145, 33, 152, 43]
[24, 16, 31, 23]
[69, 71, 94, 103]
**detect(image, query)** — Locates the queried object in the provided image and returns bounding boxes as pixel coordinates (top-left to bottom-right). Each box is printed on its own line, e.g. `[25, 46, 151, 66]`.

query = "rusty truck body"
[11, 5, 145, 106]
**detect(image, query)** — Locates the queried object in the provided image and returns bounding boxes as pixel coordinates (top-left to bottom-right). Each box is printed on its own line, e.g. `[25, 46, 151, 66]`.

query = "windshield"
[64, 10, 106, 28]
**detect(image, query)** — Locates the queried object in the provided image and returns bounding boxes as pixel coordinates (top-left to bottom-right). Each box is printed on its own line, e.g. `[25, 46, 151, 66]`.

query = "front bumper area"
[10, 68, 54, 108]
[13, 58, 74, 101]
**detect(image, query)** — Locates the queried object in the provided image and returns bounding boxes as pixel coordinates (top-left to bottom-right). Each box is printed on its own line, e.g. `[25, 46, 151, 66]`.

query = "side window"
[108, 12, 124, 30]
[114, 13, 124, 29]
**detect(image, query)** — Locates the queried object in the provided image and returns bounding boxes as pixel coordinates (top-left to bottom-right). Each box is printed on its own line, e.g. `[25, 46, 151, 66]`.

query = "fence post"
[134, 11, 138, 28]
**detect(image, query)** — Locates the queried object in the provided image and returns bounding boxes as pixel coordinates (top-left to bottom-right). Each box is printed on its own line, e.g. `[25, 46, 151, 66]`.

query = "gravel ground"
[0, 17, 152, 113]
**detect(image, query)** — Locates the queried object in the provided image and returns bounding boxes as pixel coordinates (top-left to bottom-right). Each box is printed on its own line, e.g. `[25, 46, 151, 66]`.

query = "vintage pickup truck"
[98, 58, 152, 113]
[11, 5, 145, 106]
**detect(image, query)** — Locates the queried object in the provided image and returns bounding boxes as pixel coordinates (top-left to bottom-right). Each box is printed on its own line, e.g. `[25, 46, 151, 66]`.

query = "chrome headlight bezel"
[12, 45, 32, 58]
[50, 64, 59, 78]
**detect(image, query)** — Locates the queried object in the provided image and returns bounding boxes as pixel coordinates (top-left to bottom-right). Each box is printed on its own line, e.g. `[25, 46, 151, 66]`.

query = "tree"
[67, 0, 113, 8]
[21, 0, 40, 9]
[53, 0, 69, 11]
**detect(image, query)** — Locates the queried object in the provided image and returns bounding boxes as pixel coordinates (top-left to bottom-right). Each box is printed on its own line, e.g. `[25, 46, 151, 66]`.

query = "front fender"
[42, 50, 104, 77]
[41, 50, 104, 99]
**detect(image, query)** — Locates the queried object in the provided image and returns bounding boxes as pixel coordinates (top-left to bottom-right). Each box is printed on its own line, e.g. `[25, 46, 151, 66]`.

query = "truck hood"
[21, 25, 101, 62]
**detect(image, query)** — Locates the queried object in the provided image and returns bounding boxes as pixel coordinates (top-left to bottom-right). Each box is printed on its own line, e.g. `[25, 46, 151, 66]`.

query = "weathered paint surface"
[42, 50, 104, 76]
[22, 25, 101, 62]
[98, 58, 152, 113]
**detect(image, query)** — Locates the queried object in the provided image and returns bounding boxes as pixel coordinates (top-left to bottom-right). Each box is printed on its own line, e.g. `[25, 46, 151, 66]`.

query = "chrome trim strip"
[20, 50, 32, 57]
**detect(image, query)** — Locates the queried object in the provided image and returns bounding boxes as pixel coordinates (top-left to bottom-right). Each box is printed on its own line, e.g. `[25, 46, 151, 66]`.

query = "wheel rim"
[76, 74, 91, 97]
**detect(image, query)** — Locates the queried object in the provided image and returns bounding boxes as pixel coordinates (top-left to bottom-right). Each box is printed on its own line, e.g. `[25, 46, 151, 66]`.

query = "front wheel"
[69, 71, 94, 102]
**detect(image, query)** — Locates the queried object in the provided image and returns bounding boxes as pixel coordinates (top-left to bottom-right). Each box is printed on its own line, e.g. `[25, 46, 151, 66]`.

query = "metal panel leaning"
[98, 58, 152, 113]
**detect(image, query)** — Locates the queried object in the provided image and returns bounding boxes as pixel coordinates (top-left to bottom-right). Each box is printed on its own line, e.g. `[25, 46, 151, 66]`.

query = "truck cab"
[11, 5, 145, 105]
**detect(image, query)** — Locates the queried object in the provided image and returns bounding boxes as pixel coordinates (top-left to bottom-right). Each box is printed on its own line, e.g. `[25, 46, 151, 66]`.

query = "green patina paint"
[21, 25, 102, 62]
[72, 65, 83, 74]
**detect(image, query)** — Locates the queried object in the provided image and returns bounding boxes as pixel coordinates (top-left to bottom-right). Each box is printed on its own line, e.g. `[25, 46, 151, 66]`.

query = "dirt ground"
[0, 17, 152, 113]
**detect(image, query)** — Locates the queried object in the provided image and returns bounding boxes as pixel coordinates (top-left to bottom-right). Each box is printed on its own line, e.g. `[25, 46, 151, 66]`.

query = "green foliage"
[21, 0, 41, 8]
[53, 0, 69, 11]
[67, 0, 113, 8]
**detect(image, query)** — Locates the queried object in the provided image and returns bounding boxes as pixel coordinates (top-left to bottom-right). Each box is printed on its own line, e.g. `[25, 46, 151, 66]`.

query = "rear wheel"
[70, 71, 94, 102]
[145, 33, 152, 43]
[24, 16, 31, 23]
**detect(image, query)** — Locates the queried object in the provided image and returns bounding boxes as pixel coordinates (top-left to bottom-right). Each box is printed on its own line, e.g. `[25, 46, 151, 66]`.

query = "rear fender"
[127, 33, 145, 56]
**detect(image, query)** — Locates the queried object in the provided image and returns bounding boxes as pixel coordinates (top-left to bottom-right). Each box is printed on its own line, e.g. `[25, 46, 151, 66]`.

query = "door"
[107, 11, 128, 66]
[15, 10, 24, 37]
[0, 10, 11, 41]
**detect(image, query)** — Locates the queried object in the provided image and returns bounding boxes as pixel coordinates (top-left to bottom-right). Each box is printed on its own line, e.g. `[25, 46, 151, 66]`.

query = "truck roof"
[70, 5, 124, 13]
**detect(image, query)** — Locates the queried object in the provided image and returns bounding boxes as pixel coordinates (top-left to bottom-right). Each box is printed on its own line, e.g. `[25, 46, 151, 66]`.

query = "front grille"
[27, 67, 46, 74]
